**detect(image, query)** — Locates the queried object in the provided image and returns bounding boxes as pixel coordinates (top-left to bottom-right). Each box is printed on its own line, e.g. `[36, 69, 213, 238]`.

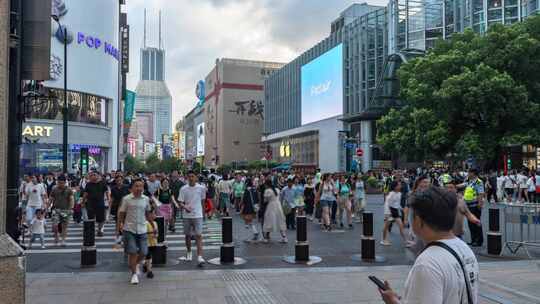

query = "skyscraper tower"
[134, 9, 172, 147]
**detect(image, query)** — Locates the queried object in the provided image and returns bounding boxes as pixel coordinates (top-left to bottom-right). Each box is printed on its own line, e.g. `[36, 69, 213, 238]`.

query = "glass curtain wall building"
[388, 0, 539, 54]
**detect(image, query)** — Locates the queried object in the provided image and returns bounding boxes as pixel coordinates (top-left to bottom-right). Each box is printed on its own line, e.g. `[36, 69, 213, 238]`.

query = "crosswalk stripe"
[42, 234, 222, 241]
[26, 218, 225, 254]
[25, 245, 222, 254]
[32, 239, 222, 247]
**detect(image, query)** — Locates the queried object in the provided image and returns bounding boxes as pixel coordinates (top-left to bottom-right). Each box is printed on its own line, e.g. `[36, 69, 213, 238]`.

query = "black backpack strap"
[424, 241, 474, 304]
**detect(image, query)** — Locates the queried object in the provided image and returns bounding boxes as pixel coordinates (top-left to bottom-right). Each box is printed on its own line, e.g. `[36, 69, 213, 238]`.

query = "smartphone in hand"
[368, 275, 387, 290]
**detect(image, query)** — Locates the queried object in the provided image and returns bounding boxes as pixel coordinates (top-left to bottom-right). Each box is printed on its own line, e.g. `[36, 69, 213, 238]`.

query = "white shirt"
[517, 174, 528, 189]
[385, 191, 402, 212]
[496, 176, 504, 191]
[526, 177, 535, 192]
[30, 218, 45, 234]
[503, 176, 514, 189]
[403, 237, 479, 304]
[26, 183, 46, 208]
[217, 180, 232, 194]
[179, 184, 206, 219]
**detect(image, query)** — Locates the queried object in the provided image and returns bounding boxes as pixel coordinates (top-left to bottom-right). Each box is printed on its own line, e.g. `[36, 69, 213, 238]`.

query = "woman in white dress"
[262, 179, 288, 243]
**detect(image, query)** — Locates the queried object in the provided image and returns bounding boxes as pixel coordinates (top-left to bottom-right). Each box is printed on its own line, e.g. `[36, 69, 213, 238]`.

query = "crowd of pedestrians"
[15, 164, 540, 291]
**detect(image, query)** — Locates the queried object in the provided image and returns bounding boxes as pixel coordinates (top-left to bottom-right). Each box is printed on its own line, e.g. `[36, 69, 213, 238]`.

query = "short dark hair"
[131, 178, 144, 188]
[409, 186, 457, 232]
[187, 170, 195, 176]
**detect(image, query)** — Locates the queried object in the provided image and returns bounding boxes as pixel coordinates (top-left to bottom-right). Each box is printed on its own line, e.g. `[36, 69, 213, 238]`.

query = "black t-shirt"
[170, 179, 185, 200]
[110, 184, 130, 205]
[83, 181, 108, 207]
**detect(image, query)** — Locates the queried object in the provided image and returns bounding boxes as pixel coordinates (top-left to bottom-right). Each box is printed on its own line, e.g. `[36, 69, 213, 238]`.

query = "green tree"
[145, 153, 161, 173]
[124, 154, 144, 173]
[377, 15, 540, 165]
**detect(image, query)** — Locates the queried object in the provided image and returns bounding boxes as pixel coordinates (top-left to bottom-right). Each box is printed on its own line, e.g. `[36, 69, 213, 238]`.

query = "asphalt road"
[26, 195, 539, 273]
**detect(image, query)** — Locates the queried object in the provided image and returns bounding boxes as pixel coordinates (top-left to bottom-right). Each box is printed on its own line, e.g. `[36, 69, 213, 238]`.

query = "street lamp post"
[52, 15, 68, 173]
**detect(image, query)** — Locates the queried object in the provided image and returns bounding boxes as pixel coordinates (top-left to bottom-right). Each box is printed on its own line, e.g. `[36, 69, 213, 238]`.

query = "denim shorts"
[320, 200, 334, 208]
[183, 218, 203, 236]
[123, 231, 148, 256]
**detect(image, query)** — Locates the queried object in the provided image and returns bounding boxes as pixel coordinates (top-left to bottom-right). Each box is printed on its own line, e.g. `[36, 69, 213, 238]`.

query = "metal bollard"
[83, 219, 95, 247]
[295, 216, 309, 261]
[81, 219, 96, 267]
[152, 216, 167, 266]
[283, 215, 322, 265]
[156, 216, 166, 243]
[362, 212, 374, 237]
[487, 208, 502, 255]
[352, 212, 385, 263]
[208, 217, 246, 265]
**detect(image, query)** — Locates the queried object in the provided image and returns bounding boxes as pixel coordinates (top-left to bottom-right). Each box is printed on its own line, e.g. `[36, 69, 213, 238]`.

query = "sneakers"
[130, 274, 139, 285]
[41, 244, 46, 249]
[197, 256, 206, 267]
[146, 271, 154, 279]
[280, 237, 288, 244]
[179, 251, 193, 261]
[380, 240, 391, 246]
[262, 238, 269, 244]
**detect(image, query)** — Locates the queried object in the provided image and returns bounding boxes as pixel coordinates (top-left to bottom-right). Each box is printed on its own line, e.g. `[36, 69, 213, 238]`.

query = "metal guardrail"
[497, 202, 540, 258]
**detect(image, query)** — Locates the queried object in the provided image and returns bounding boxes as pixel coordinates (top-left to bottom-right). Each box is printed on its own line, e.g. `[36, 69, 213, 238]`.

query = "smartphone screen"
[368, 275, 387, 290]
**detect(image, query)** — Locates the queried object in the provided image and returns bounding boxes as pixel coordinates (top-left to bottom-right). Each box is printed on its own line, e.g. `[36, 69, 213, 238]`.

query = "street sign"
[356, 148, 363, 157]
[344, 142, 357, 149]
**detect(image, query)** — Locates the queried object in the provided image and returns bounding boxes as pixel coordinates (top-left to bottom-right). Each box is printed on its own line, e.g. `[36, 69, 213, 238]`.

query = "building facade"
[203, 58, 283, 168]
[265, 0, 539, 173]
[20, 0, 121, 174]
[263, 3, 382, 172]
[134, 47, 172, 146]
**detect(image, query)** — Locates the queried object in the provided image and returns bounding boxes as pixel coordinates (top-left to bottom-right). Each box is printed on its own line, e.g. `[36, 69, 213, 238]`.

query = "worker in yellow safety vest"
[459, 168, 485, 247]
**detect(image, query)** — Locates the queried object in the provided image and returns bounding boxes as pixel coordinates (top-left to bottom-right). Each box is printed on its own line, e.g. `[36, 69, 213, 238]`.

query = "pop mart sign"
[22, 125, 54, 137]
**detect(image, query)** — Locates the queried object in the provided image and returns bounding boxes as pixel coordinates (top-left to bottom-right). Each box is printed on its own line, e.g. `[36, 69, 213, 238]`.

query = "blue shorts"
[320, 200, 334, 208]
[123, 231, 148, 256]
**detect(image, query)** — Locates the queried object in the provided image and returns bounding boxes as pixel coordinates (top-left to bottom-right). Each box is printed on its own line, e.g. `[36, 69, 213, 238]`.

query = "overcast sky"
[126, 0, 387, 127]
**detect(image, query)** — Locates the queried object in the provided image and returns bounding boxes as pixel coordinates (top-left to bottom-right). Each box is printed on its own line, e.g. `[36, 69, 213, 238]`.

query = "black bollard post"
[487, 208, 502, 255]
[81, 219, 96, 267]
[152, 216, 167, 266]
[208, 217, 246, 265]
[283, 215, 322, 265]
[352, 212, 386, 263]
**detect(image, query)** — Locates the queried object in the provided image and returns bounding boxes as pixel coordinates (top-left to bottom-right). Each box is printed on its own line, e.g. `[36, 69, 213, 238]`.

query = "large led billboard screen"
[301, 44, 343, 125]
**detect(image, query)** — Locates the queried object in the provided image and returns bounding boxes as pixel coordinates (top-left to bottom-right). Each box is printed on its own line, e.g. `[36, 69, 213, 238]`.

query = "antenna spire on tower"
[159, 10, 162, 50]
[143, 8, 147, 48]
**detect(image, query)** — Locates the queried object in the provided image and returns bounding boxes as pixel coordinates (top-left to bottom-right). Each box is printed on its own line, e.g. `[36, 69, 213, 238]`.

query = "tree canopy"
[376, 15, 540, 165]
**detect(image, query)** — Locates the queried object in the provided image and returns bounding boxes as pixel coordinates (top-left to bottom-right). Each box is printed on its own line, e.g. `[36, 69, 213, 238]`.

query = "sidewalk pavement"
[26, 260, 540, 304]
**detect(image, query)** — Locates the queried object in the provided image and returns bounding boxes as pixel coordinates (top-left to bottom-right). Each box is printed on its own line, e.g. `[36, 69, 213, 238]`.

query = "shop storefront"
[20, 119, 112, 174]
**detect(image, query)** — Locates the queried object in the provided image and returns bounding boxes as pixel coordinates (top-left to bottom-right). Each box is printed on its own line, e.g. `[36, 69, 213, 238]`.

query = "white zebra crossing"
[25, 218, 223, 254]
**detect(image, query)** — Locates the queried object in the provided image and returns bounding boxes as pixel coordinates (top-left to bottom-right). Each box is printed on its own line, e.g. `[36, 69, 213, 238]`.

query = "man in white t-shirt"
[25, 175, 48, 225]
[178, 170, 207, 266]
[379, 186, 479, 304]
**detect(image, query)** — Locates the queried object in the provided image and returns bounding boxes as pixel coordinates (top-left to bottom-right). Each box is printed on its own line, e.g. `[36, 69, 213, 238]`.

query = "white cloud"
[126, 0, 388, 128]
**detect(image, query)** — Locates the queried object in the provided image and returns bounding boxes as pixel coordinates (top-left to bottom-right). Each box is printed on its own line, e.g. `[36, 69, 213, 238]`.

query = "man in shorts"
[178, 171, 207, 266]
[49, 176, 74, 246]
[82, 172, 111, 236]
[118, 179, 151, 285]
